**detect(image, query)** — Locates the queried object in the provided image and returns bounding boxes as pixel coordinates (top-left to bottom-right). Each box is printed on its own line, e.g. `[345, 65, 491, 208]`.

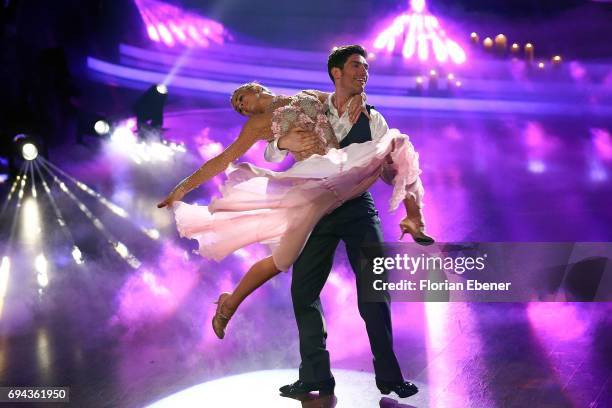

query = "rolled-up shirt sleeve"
[370, 110, 397, 184]
[264, 138, 288, 162]
[369, 109, 389, 142]
[371, 109, 425, 207]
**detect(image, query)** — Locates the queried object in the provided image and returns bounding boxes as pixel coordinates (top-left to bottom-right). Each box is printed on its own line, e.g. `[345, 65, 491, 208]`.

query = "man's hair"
[327, 45, 367, 83]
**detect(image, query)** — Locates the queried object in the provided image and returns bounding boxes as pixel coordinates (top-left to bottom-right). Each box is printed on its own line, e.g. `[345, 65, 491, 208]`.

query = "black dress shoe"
[279, 378, 335, 396]
[376, 380, 418, 398]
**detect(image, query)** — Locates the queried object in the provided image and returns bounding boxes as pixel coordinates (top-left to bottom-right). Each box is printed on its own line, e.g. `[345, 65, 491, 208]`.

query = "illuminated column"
[511, 43, 520, 58]
[524, 43, 534, 63]
[470, 32, 479, 45]
[415, 76, 424, 92]
[483, 37, 493, 52]
[447, 73, 460, 93]
[428, 69, 438, 91]
[494, 34, 507, 54]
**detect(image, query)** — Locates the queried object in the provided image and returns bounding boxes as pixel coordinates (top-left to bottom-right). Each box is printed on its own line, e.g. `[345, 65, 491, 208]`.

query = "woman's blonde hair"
[230, 82, 272, 114]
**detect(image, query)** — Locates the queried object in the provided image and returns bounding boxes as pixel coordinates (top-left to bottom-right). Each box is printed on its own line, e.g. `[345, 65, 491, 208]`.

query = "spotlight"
[10, 134, 46, 178]
[94, 120, 111, 136]
[155, 84, 168, 95]
[22, 143, 38, 161]
[133, 84, 168, 135]
[77, 112, 113, 143]
[111, 126, 137, 144]
[538, 62, 545, 69]
[372, 1, 467, 64]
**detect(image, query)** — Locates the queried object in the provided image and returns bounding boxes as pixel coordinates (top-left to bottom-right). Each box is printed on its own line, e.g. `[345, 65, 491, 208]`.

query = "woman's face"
[233, 89, 259, 116]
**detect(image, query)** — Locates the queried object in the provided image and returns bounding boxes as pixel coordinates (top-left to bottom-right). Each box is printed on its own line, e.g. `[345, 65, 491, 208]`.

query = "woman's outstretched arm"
[157, 113, 271, 208]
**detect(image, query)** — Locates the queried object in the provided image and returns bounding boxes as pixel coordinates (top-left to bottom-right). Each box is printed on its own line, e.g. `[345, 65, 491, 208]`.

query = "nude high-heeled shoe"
[400, 196, 435, 245]
[212, 292, 235, 339]
[399, 217, 435, 245]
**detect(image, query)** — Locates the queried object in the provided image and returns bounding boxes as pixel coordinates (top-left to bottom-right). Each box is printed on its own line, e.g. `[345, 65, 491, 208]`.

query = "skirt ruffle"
[174, 129, 422, 271]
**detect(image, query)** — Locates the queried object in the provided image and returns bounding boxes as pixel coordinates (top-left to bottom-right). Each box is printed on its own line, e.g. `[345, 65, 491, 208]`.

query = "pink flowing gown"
[173, 92, 422, 271]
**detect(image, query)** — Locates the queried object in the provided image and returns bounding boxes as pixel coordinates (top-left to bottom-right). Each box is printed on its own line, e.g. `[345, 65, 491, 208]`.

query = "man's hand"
[278, 126, 326, 153]
[347, 93, 371, 124]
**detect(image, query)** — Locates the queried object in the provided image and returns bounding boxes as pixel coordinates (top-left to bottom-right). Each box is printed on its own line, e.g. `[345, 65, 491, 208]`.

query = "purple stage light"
[591, 128, 612, 160]
[134, 0, 226, 48]
[372, 0, 466, 64]
[111, 242, 201, 331]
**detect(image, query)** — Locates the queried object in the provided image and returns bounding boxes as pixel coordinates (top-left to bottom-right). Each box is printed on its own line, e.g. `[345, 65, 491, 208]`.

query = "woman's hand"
[347, 92, 371, 124]
[157, 187, 185, 209]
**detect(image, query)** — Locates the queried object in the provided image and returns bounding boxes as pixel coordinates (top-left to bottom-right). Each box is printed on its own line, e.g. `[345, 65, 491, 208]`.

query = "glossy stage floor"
[1, 106, 612, 407]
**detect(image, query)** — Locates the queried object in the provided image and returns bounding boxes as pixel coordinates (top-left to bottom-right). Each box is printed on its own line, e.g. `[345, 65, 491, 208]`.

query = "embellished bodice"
[270, 92, 339, 161]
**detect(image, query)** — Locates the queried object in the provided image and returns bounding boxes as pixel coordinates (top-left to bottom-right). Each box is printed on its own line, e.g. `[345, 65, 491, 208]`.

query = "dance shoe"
[212, 292, 235, 339]
[376, 380, 419, 398]
[279, 378, 335, 396]
[399, 217, 435, 246]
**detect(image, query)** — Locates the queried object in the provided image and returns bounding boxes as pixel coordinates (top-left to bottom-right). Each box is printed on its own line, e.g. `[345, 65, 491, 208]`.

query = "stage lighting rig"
[133, 84, 168, 139]
[372, 0, 467, 64]
[94, 120, 111, 136]
[9, 134, 46, 179]
[76, 111, 113, 144]
[22, 143, 38, 161]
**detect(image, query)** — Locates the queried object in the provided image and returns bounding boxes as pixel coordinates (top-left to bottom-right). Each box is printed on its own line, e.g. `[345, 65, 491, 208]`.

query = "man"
[265, 45, 432, 398]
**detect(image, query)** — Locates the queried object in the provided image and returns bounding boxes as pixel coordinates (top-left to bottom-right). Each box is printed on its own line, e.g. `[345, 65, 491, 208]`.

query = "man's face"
[335, 54, 369, 95]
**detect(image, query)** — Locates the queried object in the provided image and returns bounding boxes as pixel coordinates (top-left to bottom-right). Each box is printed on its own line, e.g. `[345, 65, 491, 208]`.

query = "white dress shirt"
[263, 92, 424, 207]
[264, 93, 390, 162]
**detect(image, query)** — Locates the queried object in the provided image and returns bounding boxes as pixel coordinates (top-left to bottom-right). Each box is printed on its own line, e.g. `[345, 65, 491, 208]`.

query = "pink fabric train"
[173, 128, 422, 271]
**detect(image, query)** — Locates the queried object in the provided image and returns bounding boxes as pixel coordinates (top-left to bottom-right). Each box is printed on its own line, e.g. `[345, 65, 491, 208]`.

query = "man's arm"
[372, 110, 427, 236]
[369, 109, 390, 142]
[264, 138, 289, 162]
[264, 126, 326, 162]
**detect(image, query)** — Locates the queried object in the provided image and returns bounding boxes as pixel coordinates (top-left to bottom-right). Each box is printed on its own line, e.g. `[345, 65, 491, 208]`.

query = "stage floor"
[0, 107, 611, 407]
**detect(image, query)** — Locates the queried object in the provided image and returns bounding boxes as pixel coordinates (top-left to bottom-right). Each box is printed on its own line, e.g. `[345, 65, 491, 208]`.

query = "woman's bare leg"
[212, 256, 281, 338]
[226, 256, 281, 310]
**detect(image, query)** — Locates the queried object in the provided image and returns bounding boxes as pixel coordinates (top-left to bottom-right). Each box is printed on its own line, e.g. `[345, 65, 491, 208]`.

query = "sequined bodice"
[270, 92, 339, 161]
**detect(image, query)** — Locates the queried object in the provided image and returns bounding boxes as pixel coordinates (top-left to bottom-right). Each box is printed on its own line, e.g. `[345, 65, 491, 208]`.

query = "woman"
[158, 83, 433, 339]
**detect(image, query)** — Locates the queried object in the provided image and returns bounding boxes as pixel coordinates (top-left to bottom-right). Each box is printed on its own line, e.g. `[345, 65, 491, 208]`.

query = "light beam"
[372, 0, 466, 64]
